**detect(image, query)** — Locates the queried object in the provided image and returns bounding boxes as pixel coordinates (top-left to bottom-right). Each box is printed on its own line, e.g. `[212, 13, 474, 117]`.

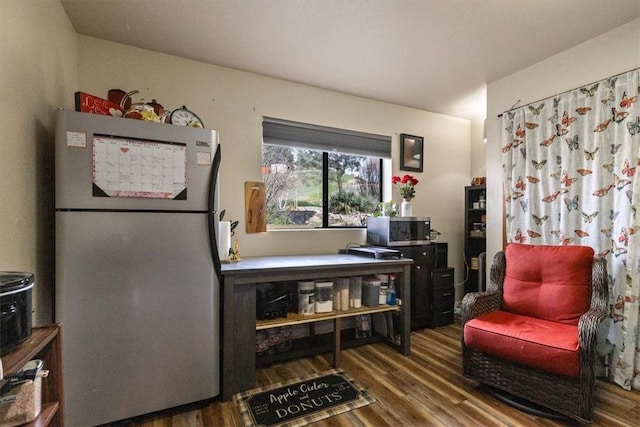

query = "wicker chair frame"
[461, 250, 608, 424]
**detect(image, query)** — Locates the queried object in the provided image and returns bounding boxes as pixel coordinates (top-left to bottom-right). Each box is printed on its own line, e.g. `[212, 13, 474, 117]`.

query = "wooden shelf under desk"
[256, 304, 401, 329]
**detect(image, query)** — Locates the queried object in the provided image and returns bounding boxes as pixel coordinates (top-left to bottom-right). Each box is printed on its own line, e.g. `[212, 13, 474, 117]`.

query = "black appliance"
[366, 216, 431, 246]
[256, 282, 296, 320]
[346, 246, 400, 259]
[0, 272, 34, 355]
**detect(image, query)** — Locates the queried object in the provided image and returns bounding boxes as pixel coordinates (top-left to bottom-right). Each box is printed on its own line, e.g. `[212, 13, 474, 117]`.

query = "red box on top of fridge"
[74, 91, 123, 117]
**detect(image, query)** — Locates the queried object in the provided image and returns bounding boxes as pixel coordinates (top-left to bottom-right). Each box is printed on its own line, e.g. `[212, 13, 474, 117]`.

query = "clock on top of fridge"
[169, 105, 204, 128]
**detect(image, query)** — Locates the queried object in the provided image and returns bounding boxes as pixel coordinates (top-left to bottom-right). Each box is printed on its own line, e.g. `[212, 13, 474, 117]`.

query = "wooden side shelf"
[1, 324, 63, 427]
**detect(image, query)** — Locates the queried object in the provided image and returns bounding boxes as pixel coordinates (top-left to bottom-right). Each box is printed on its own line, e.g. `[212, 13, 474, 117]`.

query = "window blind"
[262, 117, 391, 158]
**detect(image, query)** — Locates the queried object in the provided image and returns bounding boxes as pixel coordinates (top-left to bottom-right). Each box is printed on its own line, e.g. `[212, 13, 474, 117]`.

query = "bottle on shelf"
[386, 274, 397, 306]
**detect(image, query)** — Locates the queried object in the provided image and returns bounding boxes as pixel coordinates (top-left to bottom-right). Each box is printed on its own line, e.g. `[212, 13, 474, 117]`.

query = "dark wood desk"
[220, 254, 412, 400]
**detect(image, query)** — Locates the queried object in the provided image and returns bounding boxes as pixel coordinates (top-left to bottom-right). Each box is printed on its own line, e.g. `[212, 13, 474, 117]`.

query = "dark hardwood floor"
[126, 323, 640, 426]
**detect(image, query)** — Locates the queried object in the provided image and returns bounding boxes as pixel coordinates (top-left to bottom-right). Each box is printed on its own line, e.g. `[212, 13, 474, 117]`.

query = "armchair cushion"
[503, 244, 593, 325]
[464, 310, 579, 377]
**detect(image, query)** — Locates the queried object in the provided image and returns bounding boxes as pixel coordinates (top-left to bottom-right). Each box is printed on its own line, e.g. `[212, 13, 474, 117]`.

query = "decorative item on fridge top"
[108, 89, 131, 110]
[169, 105, 204, 128]
[75, 91, 124, 117]
[75, 89, 171, 122]
[119, 90, 167, 123]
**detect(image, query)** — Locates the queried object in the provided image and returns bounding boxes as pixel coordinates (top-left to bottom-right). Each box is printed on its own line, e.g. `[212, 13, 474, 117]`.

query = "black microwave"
[366, 216, 431, 246]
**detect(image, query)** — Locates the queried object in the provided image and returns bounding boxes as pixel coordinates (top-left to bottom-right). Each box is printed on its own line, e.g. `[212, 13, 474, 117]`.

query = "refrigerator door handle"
[208, 145, 222, 283]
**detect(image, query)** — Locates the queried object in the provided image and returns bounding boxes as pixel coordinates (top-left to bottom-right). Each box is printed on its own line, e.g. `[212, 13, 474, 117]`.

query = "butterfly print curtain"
[502, 68, 640, 390]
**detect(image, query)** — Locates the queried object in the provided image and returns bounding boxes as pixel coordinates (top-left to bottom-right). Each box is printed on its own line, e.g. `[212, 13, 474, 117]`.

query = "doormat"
[233, 368, 376, 427]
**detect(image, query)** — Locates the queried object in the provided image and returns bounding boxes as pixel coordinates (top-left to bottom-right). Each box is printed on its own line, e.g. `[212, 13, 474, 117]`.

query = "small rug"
[233, 368, 376, 427]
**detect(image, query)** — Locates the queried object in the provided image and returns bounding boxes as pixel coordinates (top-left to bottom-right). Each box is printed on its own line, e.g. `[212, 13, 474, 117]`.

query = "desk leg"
[401, 264, 411, 355]
[222, 278, 256, 400]
[385, 312, 394, 340]
[332, 317, 341, 367]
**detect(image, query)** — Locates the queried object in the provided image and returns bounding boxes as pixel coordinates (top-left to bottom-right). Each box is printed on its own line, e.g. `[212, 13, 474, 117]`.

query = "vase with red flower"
[392, 174, 419, 217]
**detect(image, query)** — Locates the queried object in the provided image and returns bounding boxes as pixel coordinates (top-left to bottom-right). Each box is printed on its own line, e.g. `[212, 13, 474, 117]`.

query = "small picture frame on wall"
[400, 133, 423, 172]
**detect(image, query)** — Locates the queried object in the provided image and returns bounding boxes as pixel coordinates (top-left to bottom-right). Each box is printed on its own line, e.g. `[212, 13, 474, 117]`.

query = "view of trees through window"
[262, 145, 381, 227]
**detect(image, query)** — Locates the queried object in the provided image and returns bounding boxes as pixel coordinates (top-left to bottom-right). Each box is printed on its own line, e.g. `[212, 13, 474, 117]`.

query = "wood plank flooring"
[124, 323, 640, 426]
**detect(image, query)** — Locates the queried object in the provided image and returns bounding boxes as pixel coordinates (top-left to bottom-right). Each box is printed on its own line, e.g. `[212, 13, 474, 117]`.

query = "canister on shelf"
[375, 274, 389, 305]
[349, 276, 362, 308]
[361, 277, 381, 308]
[314, 281, 333, 313]
[0, 359, 46, 427]
[334, 277, 350, 311]
[297, 281, 315, 315]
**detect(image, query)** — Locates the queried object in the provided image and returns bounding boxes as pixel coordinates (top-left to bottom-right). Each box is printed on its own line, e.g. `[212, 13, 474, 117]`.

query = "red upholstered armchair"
[462, 243, 608, 423]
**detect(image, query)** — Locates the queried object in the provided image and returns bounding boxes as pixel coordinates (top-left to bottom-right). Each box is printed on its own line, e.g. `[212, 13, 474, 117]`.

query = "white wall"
[486, 18, 640, 263]
[76, 36, 471, 286]
[0, 0, 78, 324]
[470, 118, 486, 179]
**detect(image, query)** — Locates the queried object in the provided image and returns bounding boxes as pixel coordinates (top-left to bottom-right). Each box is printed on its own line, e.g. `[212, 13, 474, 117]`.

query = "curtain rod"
[496, 66, 639, 118]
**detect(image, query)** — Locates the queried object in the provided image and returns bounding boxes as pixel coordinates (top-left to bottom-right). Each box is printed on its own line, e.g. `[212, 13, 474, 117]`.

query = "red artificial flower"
[392, 174, 419, 201]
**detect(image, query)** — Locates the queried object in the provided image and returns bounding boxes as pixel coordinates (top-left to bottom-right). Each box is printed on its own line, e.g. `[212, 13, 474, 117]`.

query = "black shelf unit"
[464, 185, 486, 294]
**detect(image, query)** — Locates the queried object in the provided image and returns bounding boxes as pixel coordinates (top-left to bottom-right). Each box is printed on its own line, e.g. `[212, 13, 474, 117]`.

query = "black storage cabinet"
[394, 243, 454, 330]
[431, 267, 455, 327]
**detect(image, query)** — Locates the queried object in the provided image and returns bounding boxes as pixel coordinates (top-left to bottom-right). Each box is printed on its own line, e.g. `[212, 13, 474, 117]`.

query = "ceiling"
[60, 0, 640, 120]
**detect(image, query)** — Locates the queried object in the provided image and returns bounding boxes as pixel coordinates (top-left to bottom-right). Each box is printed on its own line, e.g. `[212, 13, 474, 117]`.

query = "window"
[262, 117, 391, 228]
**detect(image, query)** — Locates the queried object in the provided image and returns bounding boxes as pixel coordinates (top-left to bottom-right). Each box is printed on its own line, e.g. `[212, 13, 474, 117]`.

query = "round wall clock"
[169, 105, 204, 128]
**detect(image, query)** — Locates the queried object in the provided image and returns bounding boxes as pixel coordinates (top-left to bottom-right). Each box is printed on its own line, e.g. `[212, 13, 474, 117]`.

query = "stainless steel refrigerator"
[54, 109, 222, 426]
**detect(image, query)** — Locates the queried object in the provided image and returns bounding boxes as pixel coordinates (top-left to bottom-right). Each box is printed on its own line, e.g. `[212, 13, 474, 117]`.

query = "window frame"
[262, 117, 390, 230]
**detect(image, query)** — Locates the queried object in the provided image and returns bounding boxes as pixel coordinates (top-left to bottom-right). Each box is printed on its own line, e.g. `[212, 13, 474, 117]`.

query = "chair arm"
[578, 307, 607, 350]
[590, 256, 608, 313]
[578, 307, 608, 395]
[576, 255, 609, 381]
[461, 291, 501, 325]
